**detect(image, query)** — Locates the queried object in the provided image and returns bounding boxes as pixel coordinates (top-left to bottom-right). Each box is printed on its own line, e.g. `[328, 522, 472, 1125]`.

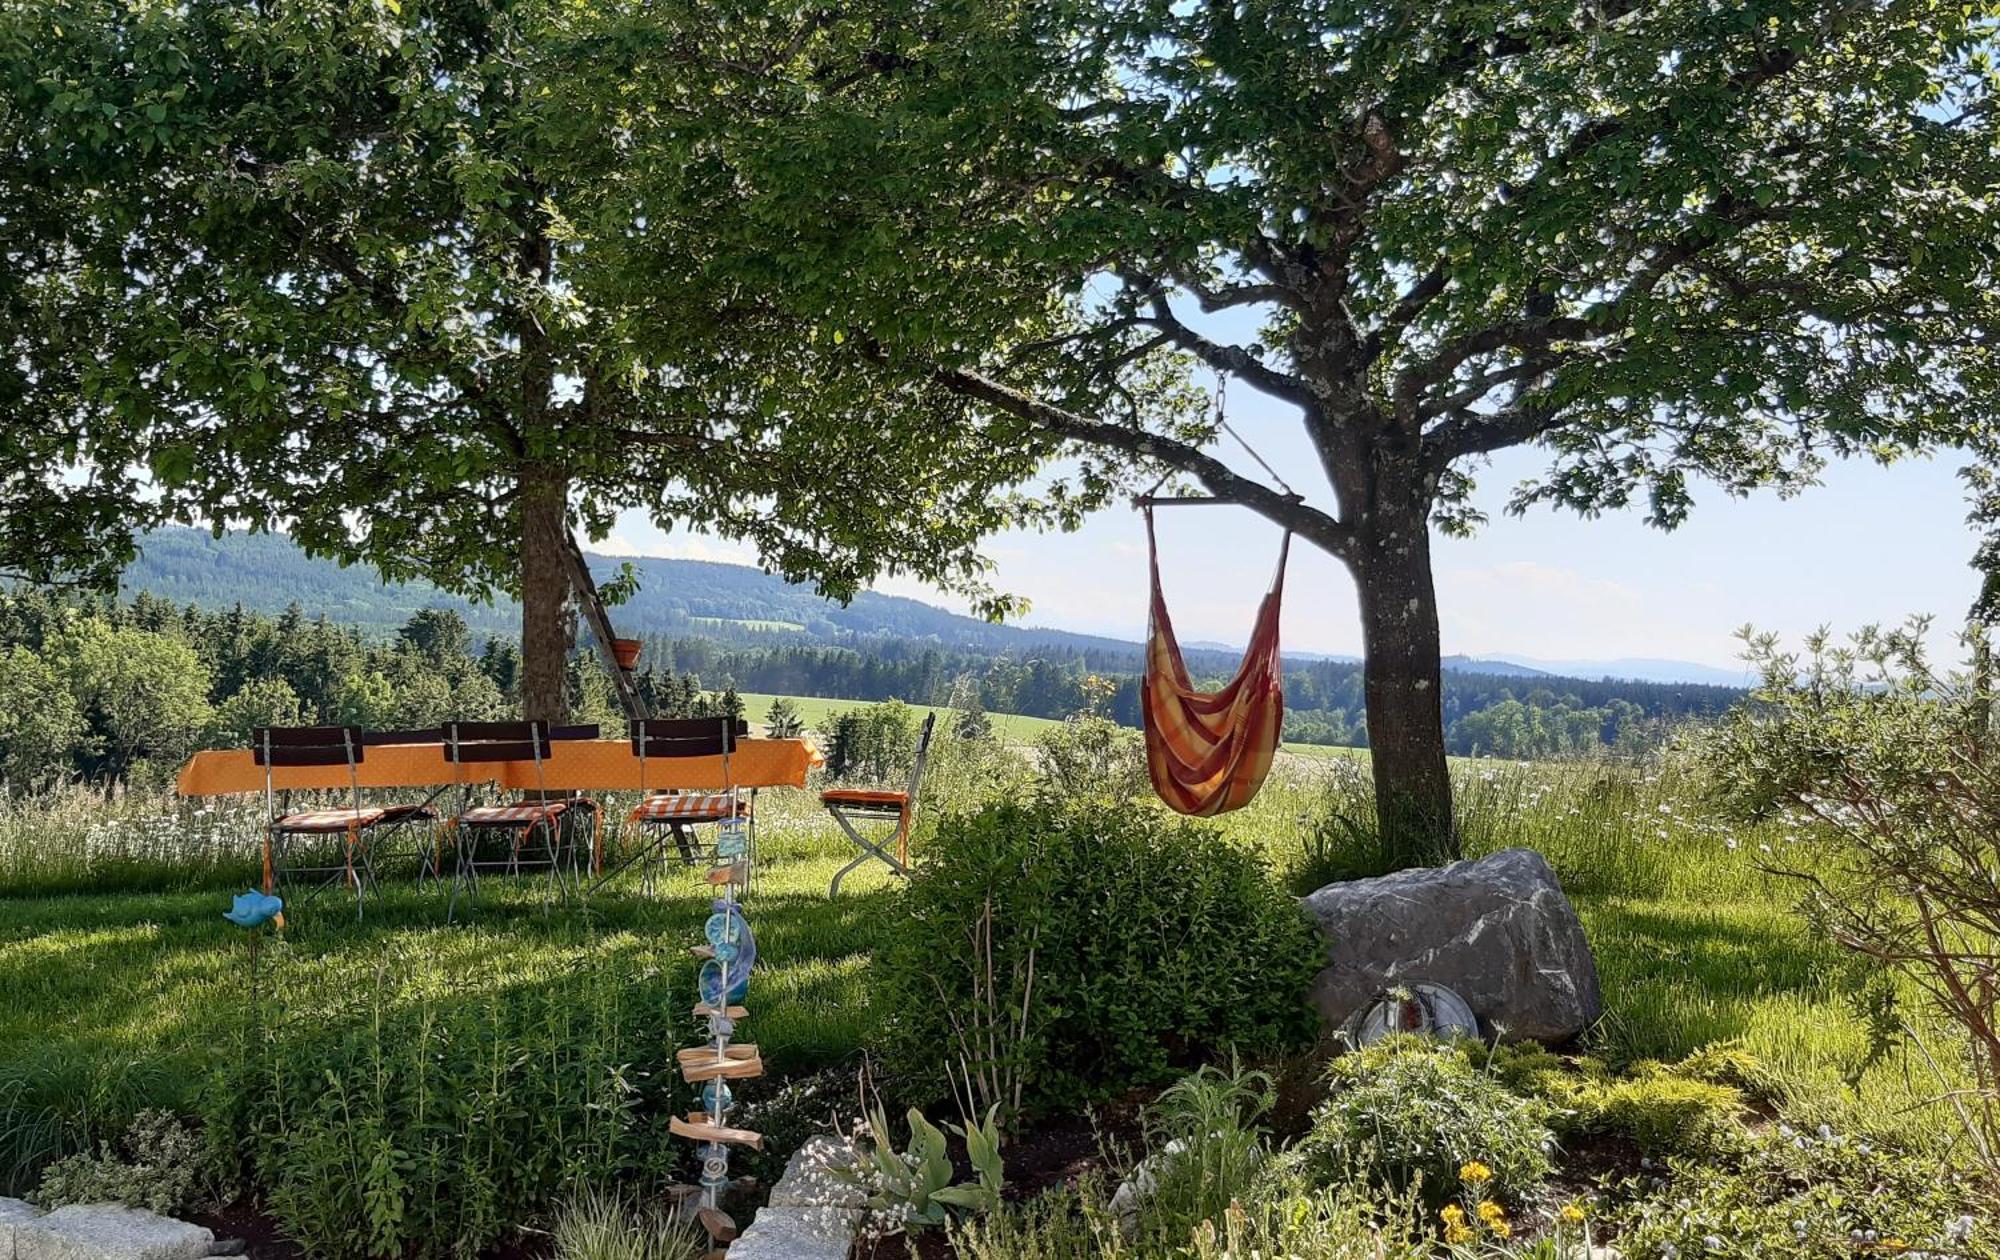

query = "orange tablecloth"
[176, 739, 819, 797]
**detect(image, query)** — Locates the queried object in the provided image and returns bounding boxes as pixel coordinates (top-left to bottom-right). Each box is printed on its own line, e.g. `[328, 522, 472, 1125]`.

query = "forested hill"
[123, 526, 1142, 656]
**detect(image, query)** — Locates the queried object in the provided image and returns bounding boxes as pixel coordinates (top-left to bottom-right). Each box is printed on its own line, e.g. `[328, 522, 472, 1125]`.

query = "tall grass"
[0, 787, 265, 896]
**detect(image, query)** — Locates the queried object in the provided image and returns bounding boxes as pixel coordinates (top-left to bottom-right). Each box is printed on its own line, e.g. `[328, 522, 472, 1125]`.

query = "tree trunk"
[1352, 500, 1458, 869]
[518, 464, 573, 723]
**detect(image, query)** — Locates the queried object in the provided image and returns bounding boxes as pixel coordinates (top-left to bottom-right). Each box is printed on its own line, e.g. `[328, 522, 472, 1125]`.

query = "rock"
[2, 1198, 45, 1255]
[765, 1136, 867, 1212]
[727, 1205, 852, 1260]
[14, 1205, 213, 1260]
[1302, 847, 1601, 1043]
[729, 1136, 866, 1260]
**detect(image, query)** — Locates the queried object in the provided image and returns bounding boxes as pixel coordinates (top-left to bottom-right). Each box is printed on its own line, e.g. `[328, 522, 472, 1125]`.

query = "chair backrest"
[444, 720, 555, 764]
[253, 725, 371, 816]
[253, 725, 365, 767]
[905, 712, 938, 808]
[628, 716, 748, 759]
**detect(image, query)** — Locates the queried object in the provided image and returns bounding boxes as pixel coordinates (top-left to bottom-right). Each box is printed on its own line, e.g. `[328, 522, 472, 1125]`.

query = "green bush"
[1292, 1040, 1554, 1210]
[872, 800, 1321, 1118]
[34, 1109, 212, 1215]
[1474, 1043, 1748, 1158]
[1131, 1063, 1275, 1248]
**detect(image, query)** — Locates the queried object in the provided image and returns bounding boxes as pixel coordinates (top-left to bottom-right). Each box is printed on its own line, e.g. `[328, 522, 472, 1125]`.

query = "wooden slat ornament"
[676, 811, 757, 1219]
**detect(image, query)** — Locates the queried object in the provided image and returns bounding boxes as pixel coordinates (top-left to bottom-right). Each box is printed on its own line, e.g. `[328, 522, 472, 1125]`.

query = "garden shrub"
[550, 1188, 703, 1260]
[1127, 1062, 1275, 1248]
[33, 1108, 211, 1215]
[872, 799, 1321, 1118]
[1473, 1043, 1749, 1158]
[1698, 622, 2000, 1167]
[1291, 1039, 1554, 1210]
[1581, 1069, 1745, 1158]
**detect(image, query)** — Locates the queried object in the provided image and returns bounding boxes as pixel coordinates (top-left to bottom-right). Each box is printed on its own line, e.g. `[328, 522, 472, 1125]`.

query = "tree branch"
[931, 364, 1353, 559]
[1121, 273, 1319, 409]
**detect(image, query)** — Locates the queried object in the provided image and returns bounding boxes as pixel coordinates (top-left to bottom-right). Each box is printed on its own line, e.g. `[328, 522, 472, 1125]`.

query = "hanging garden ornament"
[703, 900, 756, 970]
[716, 818, 749, 858]
[698, 958, 750, 1007]
[701, 1080, 734, 1115]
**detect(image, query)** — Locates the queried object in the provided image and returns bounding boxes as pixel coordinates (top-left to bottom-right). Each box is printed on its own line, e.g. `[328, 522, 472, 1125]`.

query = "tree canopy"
[0, 0, 1066, 715]
[596, 0, 2000, 858]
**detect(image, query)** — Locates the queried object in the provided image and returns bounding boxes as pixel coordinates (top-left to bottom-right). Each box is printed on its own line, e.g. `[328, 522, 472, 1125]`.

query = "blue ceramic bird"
[224, 889, 284, 928]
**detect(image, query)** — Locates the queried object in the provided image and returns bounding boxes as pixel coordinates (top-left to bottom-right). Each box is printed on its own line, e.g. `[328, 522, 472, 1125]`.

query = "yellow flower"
[1476, 1200, 1511, 1238]
[1560, 1203, 1588, 1226]
[1440, 1203, 1473, 1245]
[1458, 1160, 1493, 1185]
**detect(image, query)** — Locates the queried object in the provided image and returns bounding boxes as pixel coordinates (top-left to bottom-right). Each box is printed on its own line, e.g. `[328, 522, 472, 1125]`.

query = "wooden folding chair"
[254, 725, 444, 919]
[442, 721, 602, 917]
[820, 712, 935, 896]
[601, 717, 753, 895]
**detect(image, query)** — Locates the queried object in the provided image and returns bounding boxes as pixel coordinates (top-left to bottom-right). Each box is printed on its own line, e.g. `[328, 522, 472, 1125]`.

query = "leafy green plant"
[33, 1108, 213, 1215]
[839, 1103, 1004, 1234]
[1128, 1062, 1275, 1245]
[1699, 621, 2000, 1168]
[201, 945, 676, 1259]
[948, 1177, 1121, 1260]
[1612, 1122, 1995, 1260]
[1473, 1044, 1748, 1158]
[873, 799, 1321, 1118]
[1292, 1039, 1554, 1210]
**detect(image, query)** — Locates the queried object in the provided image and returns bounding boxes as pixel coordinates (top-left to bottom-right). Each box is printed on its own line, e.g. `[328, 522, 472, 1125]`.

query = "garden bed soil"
[188, 1200, 555, 1260]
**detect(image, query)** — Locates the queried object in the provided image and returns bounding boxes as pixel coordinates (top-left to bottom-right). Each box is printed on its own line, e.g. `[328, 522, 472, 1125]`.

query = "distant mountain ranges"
[119, 527, 1745, 689]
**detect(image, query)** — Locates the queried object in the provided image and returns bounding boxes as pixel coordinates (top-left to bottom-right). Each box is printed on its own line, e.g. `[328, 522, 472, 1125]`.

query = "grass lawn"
[735, 692, 1065, 743]
[739, 689, 1369, 760]
[0, 758, 1971, 1196]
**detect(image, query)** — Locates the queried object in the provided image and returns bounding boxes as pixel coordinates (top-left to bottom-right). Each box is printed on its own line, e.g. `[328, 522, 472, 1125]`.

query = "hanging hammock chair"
[1140, 504, 1290, 816]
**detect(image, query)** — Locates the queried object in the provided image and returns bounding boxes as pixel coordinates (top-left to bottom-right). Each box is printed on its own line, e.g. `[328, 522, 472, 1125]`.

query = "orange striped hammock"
[1141, 508, 1289, 816]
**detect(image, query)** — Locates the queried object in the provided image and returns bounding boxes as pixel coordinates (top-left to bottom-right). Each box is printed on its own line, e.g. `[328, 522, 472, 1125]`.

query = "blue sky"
[606, 399, 1984, 675]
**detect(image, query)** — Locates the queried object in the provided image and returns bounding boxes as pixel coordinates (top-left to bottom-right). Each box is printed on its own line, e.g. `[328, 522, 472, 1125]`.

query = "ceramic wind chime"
[669, 809, 763, 1253]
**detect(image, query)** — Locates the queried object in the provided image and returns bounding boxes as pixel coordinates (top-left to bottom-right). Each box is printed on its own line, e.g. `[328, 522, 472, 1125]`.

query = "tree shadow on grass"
[1579, 897, 1865, 1065]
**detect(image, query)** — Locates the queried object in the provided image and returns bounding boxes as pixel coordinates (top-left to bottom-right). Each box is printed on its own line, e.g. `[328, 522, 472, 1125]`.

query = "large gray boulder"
[13, 1204, 214, 1260]
[1302, 847, 1601, 1044]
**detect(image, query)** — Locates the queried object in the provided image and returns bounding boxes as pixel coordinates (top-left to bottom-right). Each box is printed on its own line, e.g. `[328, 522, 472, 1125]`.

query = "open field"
[737, 692, 1066, 743]
[741, 690, 1374, 760]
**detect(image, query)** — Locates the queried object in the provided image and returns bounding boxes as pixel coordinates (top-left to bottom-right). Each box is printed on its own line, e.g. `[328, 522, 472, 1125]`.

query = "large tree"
[0, 0, 1057, 719]
[611, 0, 2000, 861]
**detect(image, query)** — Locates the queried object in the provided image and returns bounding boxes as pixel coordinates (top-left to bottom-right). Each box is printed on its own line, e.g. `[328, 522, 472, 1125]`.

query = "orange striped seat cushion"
[274, 804, 433, 833]
[630, 793, 750, 823]
[459, 802, 570, 826]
